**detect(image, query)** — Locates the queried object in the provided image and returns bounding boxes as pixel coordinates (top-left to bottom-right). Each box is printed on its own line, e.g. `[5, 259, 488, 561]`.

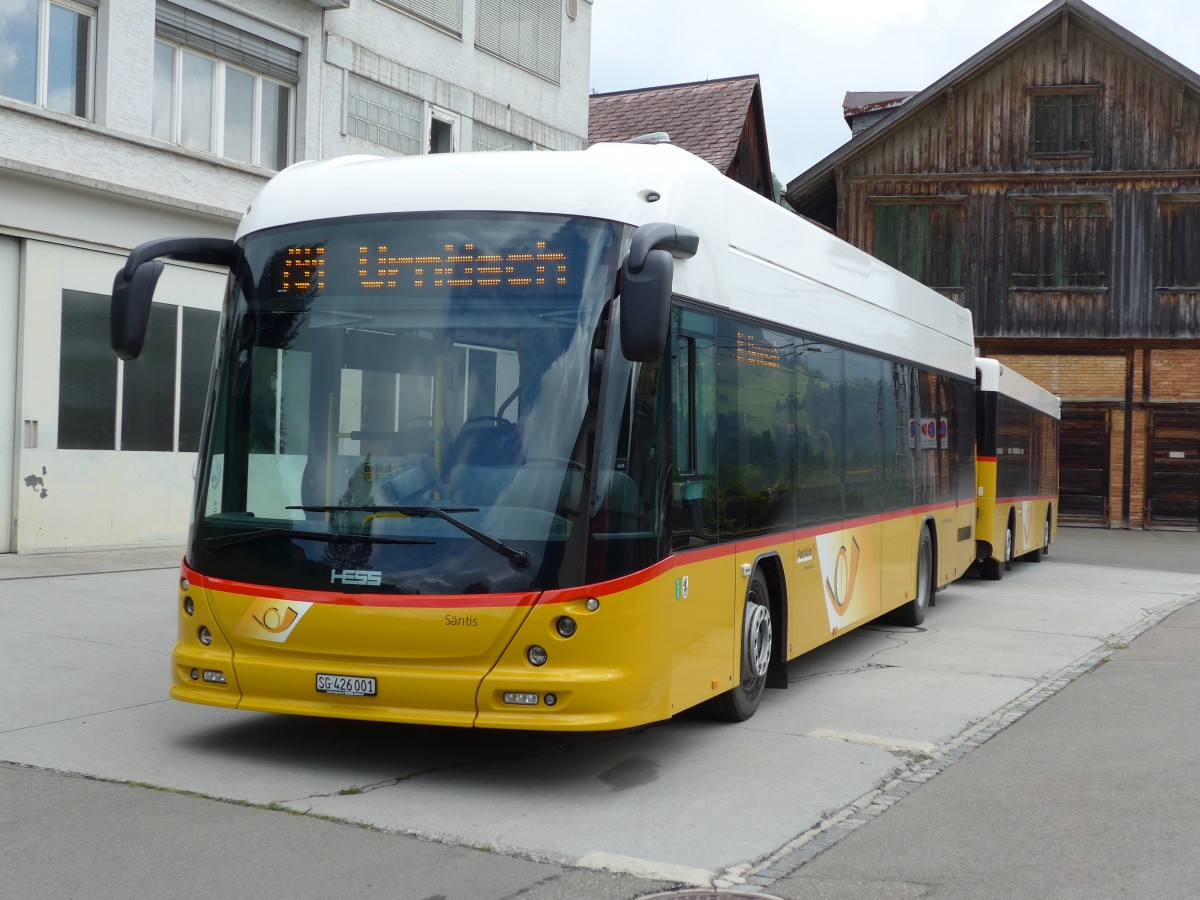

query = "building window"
[1156, 197, 1200, 289]
[429, 109, 456, 153]
[1029, 88, 1099, 156]
[475, 0, 561, 83]
[385, 0, 463, 35]
[871, 202, 964, 290]
[58, 290, 219, 452]
[1010, 199, 1109, 289]
[153, 1, 298, 170]
[345, 74, 422, 155]
[0, 0, 95, 118]
[471, 121, 532, 152]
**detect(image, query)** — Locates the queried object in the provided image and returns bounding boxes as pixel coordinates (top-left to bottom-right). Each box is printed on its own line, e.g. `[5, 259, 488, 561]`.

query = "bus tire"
[980, 522, 1011, 581]
[1023, 514, 1049, 563]
[895, 528, 933, 626]
[704, 571, 772, 722]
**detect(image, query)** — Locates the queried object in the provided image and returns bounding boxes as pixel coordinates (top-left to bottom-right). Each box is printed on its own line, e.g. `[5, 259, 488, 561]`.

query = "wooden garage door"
[1147, 408, 1200, 529]
[1058, 405, 1110, 524]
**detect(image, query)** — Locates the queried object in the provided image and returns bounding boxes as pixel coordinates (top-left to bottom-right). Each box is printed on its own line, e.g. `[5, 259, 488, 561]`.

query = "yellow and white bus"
[974, 358, 1061, 580]
[112, 141, 978, 729]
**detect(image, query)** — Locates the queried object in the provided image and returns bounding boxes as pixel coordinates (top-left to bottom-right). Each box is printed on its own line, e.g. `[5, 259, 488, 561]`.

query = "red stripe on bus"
[184, 500, 968, 608]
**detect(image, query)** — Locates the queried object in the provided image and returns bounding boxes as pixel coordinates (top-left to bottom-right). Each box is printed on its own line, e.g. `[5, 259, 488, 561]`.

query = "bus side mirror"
[620, 249, 674, 362]
[111, 260, 164, 360]
[110, 237, 237, 360]
[619, 222, 699, 363]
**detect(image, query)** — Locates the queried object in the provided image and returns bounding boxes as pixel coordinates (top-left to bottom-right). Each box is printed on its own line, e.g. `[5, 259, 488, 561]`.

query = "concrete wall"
[0, 0, 592, 552]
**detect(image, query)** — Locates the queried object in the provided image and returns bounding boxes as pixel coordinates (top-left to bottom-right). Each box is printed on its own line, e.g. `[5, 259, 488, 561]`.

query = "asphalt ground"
[1, 526, 1198, 899]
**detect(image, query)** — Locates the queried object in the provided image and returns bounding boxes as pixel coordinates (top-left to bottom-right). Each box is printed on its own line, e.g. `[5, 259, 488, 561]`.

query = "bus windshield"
[191, 212, 639, 594]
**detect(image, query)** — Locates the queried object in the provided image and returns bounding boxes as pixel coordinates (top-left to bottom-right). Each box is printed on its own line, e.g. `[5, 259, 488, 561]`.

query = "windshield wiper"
[287, 505, 532, 570]
[205, 527, 433, 552]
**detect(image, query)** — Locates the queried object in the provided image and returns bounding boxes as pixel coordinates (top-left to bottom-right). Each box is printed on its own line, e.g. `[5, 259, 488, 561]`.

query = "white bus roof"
[976, 358, 1062, 419]
[239, 143, 976, 378]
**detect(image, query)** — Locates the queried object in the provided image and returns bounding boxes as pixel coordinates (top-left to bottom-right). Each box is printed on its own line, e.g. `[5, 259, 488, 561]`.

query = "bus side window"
[670, 311, 717, 548]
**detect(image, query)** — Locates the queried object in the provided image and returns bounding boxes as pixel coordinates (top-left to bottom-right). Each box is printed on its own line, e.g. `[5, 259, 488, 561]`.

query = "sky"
[588, 0, 1200, 185]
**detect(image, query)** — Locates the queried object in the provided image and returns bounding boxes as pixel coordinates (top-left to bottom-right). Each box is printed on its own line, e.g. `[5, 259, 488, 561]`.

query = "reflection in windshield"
[192, 213, 628, 594]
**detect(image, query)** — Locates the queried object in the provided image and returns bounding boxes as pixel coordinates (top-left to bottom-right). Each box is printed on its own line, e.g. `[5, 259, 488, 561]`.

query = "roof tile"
[588, 75, 760, 172]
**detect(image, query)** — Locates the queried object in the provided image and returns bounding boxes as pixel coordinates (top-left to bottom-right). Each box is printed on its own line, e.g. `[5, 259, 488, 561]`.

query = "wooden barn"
[786, 0, 1200, 530]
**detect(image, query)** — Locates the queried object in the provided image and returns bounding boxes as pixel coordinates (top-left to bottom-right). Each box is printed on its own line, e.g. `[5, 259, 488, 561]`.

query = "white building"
[0, 0, 592, 554]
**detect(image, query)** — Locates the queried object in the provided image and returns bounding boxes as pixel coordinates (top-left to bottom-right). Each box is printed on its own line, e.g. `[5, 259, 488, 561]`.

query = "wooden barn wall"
[728, 112, 773, 200]
[838, 17, 1200, 341]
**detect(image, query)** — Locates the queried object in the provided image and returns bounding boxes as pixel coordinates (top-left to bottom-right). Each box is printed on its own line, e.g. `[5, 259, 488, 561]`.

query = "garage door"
[1058, 405, 1110, 524]
[1146, 408, 1200, 529]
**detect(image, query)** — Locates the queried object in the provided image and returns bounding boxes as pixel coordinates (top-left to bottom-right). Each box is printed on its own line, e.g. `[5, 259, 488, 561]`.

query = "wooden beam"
[1060, 7, 1070, 69]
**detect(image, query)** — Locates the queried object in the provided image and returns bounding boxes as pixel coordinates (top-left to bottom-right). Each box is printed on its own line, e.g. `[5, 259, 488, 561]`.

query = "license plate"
[316, 673, 377, 697]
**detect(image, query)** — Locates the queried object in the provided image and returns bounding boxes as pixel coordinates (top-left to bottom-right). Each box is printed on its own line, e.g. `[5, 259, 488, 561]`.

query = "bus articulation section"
[974, 358, 1061, 579]
[111, 142, 978, 730]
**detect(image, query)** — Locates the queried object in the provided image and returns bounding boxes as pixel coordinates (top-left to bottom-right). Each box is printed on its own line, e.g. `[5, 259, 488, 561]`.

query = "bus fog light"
[190, 668, 200, 680]
[555, 616, 577, 638]
[503, 692, 539, 706]
[544, 693, 557, 707]
[202, 670, 226, 684]
[586, 598, 600, 611]
[198, 626, 213, 646]
[183, 596, 194, 616]
[527, 645, 548, 667]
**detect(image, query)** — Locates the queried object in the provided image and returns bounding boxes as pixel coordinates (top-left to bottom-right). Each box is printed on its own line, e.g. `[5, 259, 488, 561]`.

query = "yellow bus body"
[975, 456, 1058, 565]
[172, 502, 973, 731]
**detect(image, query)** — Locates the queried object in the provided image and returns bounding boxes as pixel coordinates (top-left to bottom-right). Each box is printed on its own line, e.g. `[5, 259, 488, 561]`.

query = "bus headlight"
[198, 626, 213, 646]
[527, 645, 548, 666]
[555, 616, 577, 638]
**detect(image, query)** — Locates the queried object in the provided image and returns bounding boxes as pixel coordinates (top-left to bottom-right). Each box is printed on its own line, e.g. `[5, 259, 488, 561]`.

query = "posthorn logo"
[330, 569, 383, 586]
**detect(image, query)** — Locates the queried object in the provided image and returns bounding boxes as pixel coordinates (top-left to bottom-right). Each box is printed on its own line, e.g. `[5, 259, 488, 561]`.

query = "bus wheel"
[895, 528, 933, 626]
[1024, 516, 1048, 563]
[980, 527, 1008, 581]
[1003, 521, 1014, 571]
[705, 572, 772, 722]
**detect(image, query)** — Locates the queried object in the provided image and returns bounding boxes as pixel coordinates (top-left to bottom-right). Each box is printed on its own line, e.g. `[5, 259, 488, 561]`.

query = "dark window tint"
[670, 310, 718, 550]
[795, 340, 844, 526]
[715, 318, 797, 538]
[882, 363, 916, 511]
[997, 398, 1033, 499]
[844, 350, 885, 516]
[122, 303, 177, 451]
[179, 307, 219, 451]
[59, 290, 117, 450]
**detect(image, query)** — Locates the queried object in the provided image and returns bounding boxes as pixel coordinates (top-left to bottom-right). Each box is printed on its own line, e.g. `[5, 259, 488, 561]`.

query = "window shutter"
[388, 0, 463, 34]
[156, 1, 299, 83]
[475, 0, 560, 83]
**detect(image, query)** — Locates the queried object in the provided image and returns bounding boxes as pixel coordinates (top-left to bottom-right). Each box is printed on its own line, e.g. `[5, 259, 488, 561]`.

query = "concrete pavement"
[767, 594, 1200, 900]
[1, 527, 1198, 899]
